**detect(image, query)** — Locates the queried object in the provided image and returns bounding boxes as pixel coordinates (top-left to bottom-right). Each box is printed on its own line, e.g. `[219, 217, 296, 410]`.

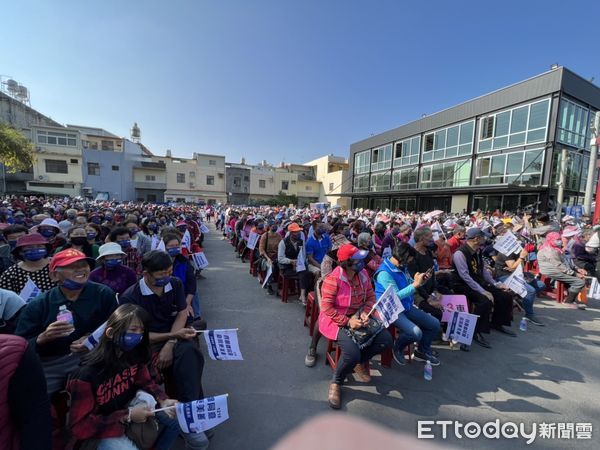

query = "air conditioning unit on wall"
[37, 175, 49, 181]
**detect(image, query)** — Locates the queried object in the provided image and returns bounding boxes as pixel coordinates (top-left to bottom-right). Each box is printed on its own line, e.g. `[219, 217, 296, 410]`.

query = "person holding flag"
[374, 241, 440, 366]
[67, 304, 209, 450]
[319, 244, 393, 410]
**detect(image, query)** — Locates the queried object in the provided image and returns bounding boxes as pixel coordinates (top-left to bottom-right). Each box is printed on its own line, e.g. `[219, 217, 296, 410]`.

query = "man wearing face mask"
[120, 251, 206, 404]
[537, 231, 587, 309]
[89, 243, 137, 296]
[278, 223, 313, 304]
[109, 226, 142, 276]
[305, 223, 332, 279]
[451, 228, 516, 348]
[259, 220, 283, 295]
[15, 248, 117, 394]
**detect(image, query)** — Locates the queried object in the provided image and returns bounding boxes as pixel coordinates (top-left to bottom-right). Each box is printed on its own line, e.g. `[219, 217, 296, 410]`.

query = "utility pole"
[556, 147, 568, 216]
[584, 111, 600, 215]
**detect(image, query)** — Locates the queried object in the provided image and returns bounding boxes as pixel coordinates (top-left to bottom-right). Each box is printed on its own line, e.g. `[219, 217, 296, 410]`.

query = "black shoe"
[525, 315, 545, 326]
[493, 325, 517, 337]
[474, 333, 491, 348]
[267, 285, 275, 296]
[460, 344, 470, 352]
[205, 429, 215, 440]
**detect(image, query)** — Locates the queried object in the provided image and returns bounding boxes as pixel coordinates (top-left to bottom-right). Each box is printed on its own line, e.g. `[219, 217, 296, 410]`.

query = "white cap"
[97, 242, 126, 260]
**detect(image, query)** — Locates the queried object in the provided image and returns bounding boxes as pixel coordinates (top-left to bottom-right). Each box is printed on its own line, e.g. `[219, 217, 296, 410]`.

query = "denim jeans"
[155, 411, 209, 450]
[393, 306, 440, 355]
[191, 292, 201, 318]
[498, 275, 545, 317]
[97, 436, 138, 450]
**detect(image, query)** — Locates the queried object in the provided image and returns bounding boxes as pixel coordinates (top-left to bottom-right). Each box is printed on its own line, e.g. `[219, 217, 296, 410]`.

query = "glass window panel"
[526, 128, 546, 143]
[47, 136, 57, 144]
[443, 165, 455, 185]
[489, 176, 503, 184]
[411, 137, 421, 153]
[446, 126, 459, 147]
[67, 139, 76, 146]
[524, 150, 543, 173]
[495, 111, 510, 137]
[510, 106, 528, 133]
[478, 158, 490, 177]
[521, 174, 540, 186]
[490, 155, 506, 176]
[455, 161, 471, 186]
[434, 130, 446, 150]
[479, 140, 492, 152]
[493, 136, 508, 149]
[422, 166, 431, 181]
[528, 100, 549, 130]
[423, 152, 433, 162]
[434, 150, 444, 160]
[458, 144, 472, 155]
[509, 132, 526, 147]
[505, 175, 519, 185]
[460, 122, 474, 144]
[506, 152, 523, 175]
[432, 165, 444, 181]
[446, 147, 458, 158]
[57, 137, 67, 145]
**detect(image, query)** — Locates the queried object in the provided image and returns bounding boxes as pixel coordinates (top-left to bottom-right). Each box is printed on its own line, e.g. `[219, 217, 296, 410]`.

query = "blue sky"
[1, 0, 599, 164]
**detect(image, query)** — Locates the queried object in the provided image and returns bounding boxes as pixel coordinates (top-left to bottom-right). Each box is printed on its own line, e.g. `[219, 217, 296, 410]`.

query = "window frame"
[422, 120, 475, 163]
[44, 159, 68, 174]
[475, 148, 545, 186]
[176, 173, 186, 183]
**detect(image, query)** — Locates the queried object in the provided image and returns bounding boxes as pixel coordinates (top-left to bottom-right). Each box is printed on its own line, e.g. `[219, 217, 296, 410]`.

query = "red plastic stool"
[555, 280, 566, 303]
[381, 326, 413, 367]
[304, 292, 318, 336]
[248, 250, 257, 276]
[277, 273, 299, 303]
[324, 338, 370, 375]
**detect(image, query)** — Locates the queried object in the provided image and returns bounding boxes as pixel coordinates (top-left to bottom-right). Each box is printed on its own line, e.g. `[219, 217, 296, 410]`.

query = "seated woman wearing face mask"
[319, 244, 393, 410]
[67, 304, 209, 450]
[537, 231, 587, 309]
[374, 241, 440, 366]
[0, 233, 56, 295]
[56, 226, 100, 259]
[90, 243, 138, 296]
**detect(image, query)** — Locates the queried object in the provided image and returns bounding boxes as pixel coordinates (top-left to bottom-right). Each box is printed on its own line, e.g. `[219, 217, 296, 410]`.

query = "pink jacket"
[318, 266, 374, 340]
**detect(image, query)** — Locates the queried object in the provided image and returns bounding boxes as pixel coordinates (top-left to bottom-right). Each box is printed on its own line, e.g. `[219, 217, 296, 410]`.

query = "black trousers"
[452, 282, 514, 334]
[282, 267, 313, 291]
[333, 328, 392, 385]
[169, 340, 205, 402]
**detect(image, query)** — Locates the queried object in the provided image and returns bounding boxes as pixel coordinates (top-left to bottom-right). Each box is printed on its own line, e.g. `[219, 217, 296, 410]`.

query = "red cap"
[337, 244, 369, 262]
[49, 248, 95, 272]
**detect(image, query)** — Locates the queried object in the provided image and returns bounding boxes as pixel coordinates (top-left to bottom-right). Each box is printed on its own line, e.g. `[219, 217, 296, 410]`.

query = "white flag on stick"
[504, 264, 528, 298]
[589, 277, 600, 299]
[19, 278, 41, 303]
[262, 264, 273, 288]
[203, 329, 243, 360]
[373, 285, 404, 328]
[200, 223, 210, 234]
[83, 322, 107, 350]
[151, 235, 161, 251]
[181, 230, 192, 250]
[296, 248, 306, 272]
[447, 311, 478, 346]
[191, 252, 209, 270]
[176, 394, 229, 433]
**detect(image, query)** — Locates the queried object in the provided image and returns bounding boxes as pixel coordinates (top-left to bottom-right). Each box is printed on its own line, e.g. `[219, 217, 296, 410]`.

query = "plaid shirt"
[67, 363, 166, 441]
[124, 247, 142, 276]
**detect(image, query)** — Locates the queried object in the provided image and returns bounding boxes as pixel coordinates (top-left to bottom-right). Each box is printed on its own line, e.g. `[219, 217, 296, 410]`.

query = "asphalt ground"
[196, 223, 599, 450]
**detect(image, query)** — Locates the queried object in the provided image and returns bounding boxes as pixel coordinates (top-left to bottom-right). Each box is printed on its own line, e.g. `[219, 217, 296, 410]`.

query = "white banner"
[589, 277, 600, 299]
[19, 278, 41, 303]
[83, 321, 107, 350]
[262, 263, 273, 288]
[504, 264, 528, 298]
[246, 232, 260, 250]
[203, 329, 243, 360]
[447, 311, 478, 346]
[200, 223, 210, 234]
[373, 285, 405, 328]
[176, 394, 229, 433]
[181, 229, 192, 250]
[493, 231, 523, 256]
[191, 252, 209, 270]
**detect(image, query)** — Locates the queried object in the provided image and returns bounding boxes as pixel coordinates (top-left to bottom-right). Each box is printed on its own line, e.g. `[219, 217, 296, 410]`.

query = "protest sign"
[296, 249, 306, 272]
[589, 277, 600, 299]
[493, 231, 522, 256]
[200, 223, 210, 234]
[440, 295, 469, 323]
[150, 235, 161, 251]
[246, 232, 260, 250]
[447, 311, 478, 346]
[176, 394, 229, 433]
[83, 322, 107, 350]
[203, 329, 243, 360]
[504, 265, 528, 298]
[191, 252, 209, 270]
[373, 285, 404, 328]
[382, 246, 392, 259]
[182, 230, 192, 250]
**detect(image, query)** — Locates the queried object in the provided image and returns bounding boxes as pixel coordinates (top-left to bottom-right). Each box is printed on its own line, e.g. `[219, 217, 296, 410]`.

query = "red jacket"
[0, 335, 28, 450]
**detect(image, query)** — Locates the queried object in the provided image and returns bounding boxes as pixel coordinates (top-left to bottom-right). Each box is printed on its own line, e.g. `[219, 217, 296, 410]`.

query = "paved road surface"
[197, 223, 599, 449]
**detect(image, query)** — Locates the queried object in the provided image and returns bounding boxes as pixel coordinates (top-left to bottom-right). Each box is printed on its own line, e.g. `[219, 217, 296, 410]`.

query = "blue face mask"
[87, 232, 97, 240]
[352, 260, 366, 273]
[61, 278, 87, 290]
[118, 239, 131, 249]
[8, 240, 18, 249]
[105, 216, 113, 221]
[14, 218, 25, 224]
[67, 214, 76, 220]
[153, 276, 171, 287]
[105, 259, 122, 269]
[23, 248, 48, 261]
[118, 332, 144, 351]
[148, 224, 157, 231]
[91, 217, 102, 224]
[167, 247, 180, 257]
[39, 229, 56, 238]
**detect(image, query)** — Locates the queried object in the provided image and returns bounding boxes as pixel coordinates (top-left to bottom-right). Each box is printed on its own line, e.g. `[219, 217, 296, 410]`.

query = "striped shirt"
[320, 270, 375, 328]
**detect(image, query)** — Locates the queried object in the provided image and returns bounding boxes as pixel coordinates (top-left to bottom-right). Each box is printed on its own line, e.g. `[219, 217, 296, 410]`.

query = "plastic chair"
[277, 273, 299, 303]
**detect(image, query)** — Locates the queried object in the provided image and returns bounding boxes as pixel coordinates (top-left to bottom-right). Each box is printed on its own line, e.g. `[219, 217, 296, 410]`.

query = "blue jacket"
[374, 258, 416, 312]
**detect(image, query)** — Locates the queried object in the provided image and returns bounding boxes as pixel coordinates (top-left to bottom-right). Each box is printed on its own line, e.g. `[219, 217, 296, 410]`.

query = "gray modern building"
[348, 66, 600, 213]
[225, 162, 251, 205]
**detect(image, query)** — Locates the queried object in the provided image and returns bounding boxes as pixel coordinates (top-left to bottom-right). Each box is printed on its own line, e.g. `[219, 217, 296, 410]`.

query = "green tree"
[0, 123, 34, 172]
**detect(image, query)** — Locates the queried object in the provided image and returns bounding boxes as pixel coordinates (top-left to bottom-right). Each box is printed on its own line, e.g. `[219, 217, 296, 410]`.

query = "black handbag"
[345, 306, 384, 350]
